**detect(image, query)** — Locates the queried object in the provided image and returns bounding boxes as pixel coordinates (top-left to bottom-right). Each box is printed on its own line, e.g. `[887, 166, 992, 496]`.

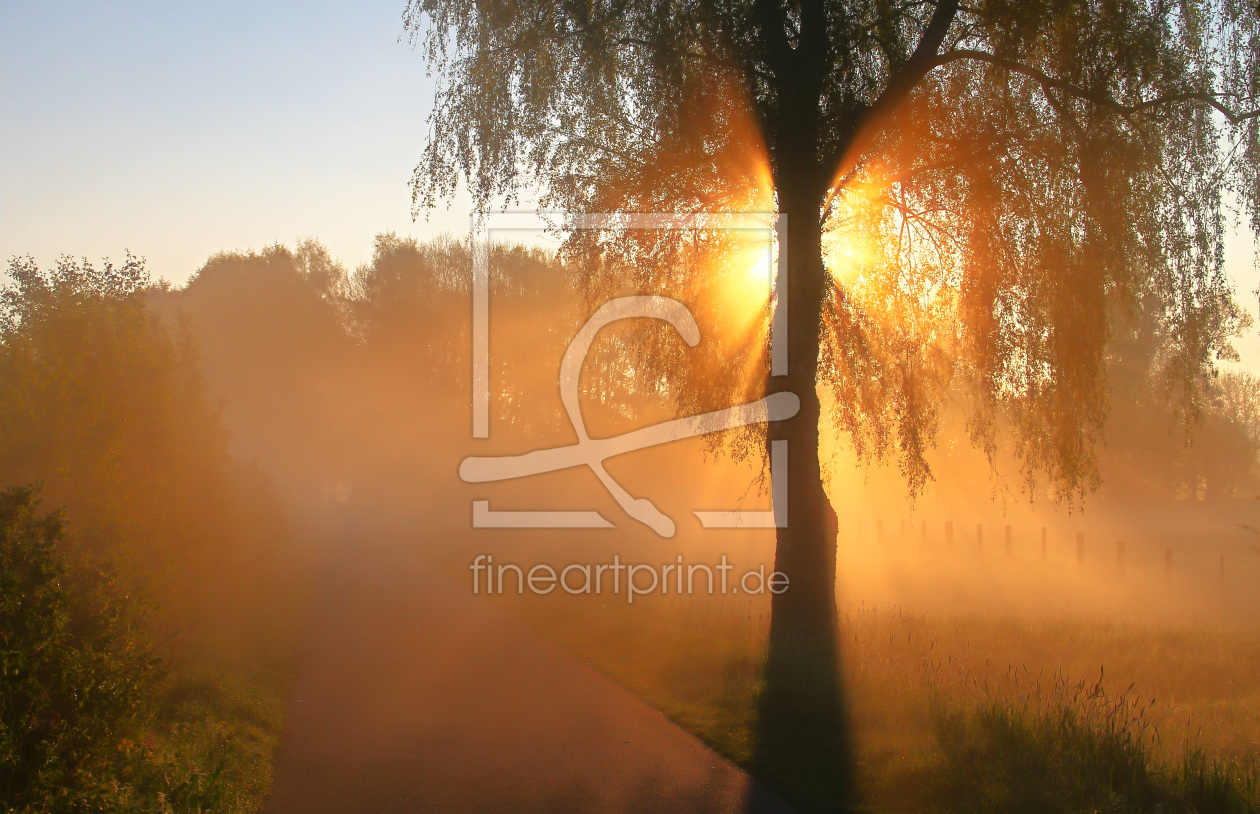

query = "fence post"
[1005, 525, 1013, 557]
[1076, 532, 1085, 566]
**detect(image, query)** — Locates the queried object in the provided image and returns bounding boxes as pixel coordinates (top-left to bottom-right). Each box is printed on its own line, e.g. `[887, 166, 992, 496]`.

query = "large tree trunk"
[766, 181, 838, 632]
[753, 177, 854, 812]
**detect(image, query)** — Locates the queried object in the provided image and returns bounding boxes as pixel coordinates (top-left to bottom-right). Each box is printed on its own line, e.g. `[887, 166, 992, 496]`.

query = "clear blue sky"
[0, 0, 471, 284]
[1, 0, 1257, 374]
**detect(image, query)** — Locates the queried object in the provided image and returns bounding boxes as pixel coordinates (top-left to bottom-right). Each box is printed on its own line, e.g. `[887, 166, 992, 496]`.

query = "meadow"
[482, 511, 1260, 812]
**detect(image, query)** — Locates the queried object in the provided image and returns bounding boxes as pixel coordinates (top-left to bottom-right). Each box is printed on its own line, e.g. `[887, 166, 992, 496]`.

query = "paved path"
[264, 541, 792, 813]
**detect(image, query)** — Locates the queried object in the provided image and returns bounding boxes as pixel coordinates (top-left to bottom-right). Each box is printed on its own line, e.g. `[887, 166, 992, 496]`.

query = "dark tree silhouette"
[403, 2, 1260, 807]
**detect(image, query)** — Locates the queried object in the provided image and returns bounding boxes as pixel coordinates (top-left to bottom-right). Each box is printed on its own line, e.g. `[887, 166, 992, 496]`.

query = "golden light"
[711, 238, 774, 326]
[823, 180, 883, 290]
[744, 244, 775, 293]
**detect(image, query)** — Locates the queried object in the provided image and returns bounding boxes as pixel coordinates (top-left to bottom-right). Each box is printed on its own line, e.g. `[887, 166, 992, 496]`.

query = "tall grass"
[502, 591, 1260, 812]
[926, 673, 1260, 813]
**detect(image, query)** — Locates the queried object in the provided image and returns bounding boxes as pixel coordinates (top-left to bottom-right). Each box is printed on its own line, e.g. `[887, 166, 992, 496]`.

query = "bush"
[0, 484, 156, 810]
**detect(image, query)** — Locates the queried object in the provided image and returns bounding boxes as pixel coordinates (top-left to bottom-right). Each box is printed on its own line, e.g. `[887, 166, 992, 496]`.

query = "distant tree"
[404, 3, 1259, 806]
[0, 254, 293, 633]
[349, 232, 474, 347]
[1191, 370, 1260, 500]
[349, 232, 568, 380]
[0, 255, 226, 574]
[160, 245, 357, 499]
[1104, 295, 1259, 503]
[294, 238, 351, 302]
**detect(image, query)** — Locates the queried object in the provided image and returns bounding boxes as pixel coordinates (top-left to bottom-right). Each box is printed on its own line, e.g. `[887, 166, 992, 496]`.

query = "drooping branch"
[932, 49, 1260, 125]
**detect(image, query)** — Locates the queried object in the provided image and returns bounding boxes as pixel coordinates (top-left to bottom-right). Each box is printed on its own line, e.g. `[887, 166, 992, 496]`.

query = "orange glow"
[823, 184, 883, 290]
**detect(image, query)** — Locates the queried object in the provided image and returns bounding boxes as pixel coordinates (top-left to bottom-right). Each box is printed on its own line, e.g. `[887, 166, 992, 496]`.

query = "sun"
[720, 242, 774, 324]
[697, 238, 776, 351]
[745, 245, 775, 292]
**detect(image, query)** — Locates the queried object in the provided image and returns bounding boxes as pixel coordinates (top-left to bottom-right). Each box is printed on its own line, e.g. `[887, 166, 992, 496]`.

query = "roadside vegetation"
[0, 256, 306, 813]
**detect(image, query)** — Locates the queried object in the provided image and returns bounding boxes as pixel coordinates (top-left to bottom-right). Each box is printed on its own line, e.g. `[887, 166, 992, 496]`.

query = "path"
[264, 540, 793, 813]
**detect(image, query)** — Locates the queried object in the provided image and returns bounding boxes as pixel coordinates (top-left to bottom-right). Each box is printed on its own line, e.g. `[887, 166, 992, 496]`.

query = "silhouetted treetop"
[405, 0, 1259, 502]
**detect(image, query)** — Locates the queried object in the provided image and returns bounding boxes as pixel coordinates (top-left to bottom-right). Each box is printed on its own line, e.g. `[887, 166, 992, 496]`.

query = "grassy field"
[478, 523, 1260, 812]
[505, 593, 1258, 810]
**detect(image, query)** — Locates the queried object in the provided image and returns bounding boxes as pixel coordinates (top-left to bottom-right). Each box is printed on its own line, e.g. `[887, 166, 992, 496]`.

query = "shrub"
[0, 484, 156, 810]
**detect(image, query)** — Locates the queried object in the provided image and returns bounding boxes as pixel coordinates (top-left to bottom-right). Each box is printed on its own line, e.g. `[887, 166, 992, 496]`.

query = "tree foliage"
[0, 255, 232, 591]
[405, 0, 1260, 502]
[1106, 297, 1260, 501]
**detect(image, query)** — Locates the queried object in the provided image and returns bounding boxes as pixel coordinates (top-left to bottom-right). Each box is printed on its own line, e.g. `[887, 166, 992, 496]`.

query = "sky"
[1, 1, 1257, 371]
[0, 0, 471, 284]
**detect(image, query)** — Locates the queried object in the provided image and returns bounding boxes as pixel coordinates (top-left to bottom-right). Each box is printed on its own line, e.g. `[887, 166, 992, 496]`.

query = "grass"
[500, 590, 1260, 812]
[142, 651, 293, 813]
[924, 675, 1260, 813]
[55, 644, 297, 814]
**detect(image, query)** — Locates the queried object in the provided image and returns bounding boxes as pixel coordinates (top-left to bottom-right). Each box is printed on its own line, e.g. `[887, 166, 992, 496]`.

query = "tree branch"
[870, 0, 960, 118]
[822, 0, 960, 200]
[752, 0, 792, 90]
[932, 49, 1260, 125]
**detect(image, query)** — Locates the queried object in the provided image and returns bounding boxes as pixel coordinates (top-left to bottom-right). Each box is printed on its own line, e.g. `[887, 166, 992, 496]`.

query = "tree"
[1103, 295, 1258, 503]
[0, 254, 229, 580]
[1, 254, 298, 646]
[404, 2, 1259, 807]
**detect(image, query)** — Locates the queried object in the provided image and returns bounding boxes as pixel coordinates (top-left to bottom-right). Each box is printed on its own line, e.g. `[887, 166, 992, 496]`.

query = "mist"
[5, 227, 1260, 812]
